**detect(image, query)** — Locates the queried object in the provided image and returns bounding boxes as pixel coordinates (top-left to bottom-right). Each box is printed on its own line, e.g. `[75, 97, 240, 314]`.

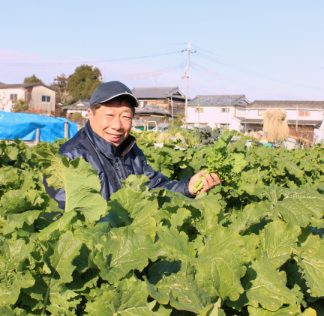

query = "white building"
[242, 101, 324, 135]
[63, 99, 90, 118]
[0, 83, 56, 114]
[187, 95, 249, 130]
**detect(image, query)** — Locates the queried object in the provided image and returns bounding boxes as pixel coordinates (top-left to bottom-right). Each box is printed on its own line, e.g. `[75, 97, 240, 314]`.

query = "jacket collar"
[85, 121, 136, 158]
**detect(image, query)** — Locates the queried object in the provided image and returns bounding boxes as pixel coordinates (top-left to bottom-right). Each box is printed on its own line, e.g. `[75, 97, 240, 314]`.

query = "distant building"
[132, 86, 186, 116]
[187, 95, 249, 131]
[243, 100, 324, 132]
[0, 83, 56, 114]
[134, 104, 173, 130]
[63, 99, 90, 118]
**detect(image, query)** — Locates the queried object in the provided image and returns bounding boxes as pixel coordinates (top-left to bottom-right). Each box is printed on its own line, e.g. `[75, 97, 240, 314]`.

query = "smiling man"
[55, 81, 219, 206]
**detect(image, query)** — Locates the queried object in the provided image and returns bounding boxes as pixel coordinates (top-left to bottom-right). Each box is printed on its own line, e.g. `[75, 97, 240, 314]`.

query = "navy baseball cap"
[89, 81, 138, 108]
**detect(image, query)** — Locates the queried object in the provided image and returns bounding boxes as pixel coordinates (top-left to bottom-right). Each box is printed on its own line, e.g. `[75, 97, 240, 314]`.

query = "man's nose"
[111, 116, 121, 129]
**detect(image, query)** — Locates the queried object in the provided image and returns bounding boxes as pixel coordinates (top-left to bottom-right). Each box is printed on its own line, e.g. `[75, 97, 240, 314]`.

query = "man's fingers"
[197, 169, 207, 177]
[211, 173, 220, 185]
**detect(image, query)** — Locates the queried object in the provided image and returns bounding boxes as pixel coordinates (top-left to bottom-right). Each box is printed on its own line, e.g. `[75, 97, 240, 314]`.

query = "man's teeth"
[109, 134, 120, 138]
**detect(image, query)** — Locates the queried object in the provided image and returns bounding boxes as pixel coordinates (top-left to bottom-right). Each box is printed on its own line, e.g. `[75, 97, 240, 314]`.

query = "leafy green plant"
[193, 131, 247, 193]
[0, 139, 324, 315]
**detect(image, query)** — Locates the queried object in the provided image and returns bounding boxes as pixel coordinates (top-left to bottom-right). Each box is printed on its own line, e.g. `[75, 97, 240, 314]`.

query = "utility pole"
[171, 94, 173, 126]
[226, 101, 228, 129]
[296, 104, 298, 132]
[185, 42, 191, 122]
[198, 95, 200, 128]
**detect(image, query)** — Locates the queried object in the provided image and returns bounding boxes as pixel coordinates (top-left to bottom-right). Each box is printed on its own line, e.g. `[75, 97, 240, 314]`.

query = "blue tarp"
[0, 111, 77, 143]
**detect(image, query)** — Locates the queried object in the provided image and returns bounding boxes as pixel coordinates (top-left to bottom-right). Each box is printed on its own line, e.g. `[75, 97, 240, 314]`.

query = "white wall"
[0, 88, 25, 111]
[235, 106, 246, 117]
[187, 105, 241, 128]
[30, 86, 56, 112]
[246, 108, 323, 121]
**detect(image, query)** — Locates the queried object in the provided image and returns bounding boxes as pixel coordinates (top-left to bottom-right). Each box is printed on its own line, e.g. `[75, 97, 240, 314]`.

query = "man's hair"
[90, 96, 135, 116]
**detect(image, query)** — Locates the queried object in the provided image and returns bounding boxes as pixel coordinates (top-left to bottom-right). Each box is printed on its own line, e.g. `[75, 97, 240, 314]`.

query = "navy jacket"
[46, 121, 194, 209]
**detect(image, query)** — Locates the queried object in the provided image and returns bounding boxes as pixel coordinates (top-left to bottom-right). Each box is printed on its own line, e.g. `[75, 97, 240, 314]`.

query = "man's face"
[88, 99, 133, 147]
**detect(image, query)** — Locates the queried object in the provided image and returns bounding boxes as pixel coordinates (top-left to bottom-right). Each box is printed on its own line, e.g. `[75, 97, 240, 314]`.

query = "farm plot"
[0, 136, 323, 315]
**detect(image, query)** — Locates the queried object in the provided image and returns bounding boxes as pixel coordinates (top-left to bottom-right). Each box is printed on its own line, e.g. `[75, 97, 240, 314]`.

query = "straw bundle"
[263, 109, 289, 143]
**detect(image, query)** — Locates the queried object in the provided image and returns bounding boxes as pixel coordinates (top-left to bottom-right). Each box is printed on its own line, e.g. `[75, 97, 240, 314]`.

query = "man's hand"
[188, 170, 220, 195]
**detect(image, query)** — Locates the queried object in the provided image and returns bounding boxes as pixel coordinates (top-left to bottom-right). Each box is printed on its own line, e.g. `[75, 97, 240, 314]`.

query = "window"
[41, 95, 51, 102]
[10, 94, 18, 100]
[195, 107, 203, 113]
[258, 110, 265, 116]
[220, 123, 229, 129]
[298, 111, 310, 117]
[221, 108, 230, 113]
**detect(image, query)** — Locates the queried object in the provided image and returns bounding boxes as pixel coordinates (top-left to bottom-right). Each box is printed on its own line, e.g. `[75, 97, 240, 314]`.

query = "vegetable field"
[0, 135, 324, 315]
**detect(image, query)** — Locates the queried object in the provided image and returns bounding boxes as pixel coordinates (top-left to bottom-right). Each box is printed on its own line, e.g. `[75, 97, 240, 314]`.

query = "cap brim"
[97, 92, 138, 108]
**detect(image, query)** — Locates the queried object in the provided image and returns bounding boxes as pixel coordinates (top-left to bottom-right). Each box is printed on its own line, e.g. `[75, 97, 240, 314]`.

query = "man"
[50, 81, 220, 207]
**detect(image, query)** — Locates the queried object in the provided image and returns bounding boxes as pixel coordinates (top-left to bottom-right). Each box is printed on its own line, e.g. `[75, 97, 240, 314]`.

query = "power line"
[0, 51, 182, 67]
[191, 61, 222, 80]
[197, 51, 324, 91]
[123, 62, 186, 81]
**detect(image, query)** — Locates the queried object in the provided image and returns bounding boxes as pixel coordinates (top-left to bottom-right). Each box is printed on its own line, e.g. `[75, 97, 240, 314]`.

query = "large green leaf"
[0, 240, 35, 305]
[260, 220, 301, 268]
[84, 279, 153, 316]
[195, 226, 250, 302]
[32, 232, 82, 313]
[36, 147, 107, 222]
[49, 232, 82, 284]
[156, 226, 196, 261]
[2, 211, 42, 235]
[94, 227, 160, 284]
[296, 234, 324, 298]
[275, 193, 324, 227]
[107, 186, 159, 238]
[146, 273, 215, 316]
[228, 201, 272, 233]
[230, 258, 297, 312]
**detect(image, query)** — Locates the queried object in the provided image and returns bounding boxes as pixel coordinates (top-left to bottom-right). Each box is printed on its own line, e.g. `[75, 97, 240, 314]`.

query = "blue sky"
[1, 0, 323, 101]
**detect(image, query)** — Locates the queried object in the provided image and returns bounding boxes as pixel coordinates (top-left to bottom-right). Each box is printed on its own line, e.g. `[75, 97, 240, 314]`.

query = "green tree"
[66, 65, 102, 103]
[23, 74, 44, 84]
[11, 98, 29, 112]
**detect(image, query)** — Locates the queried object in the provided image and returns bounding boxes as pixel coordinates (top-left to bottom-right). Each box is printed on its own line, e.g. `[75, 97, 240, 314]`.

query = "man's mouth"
[107, 133, 122, 140]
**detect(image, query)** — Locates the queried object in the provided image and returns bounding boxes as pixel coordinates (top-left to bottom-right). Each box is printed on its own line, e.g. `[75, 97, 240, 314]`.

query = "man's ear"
[87, 108, 93, 120]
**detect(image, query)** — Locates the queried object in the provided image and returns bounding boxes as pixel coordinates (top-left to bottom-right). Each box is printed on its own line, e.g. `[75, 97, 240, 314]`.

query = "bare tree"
[0, 91, 11, 111]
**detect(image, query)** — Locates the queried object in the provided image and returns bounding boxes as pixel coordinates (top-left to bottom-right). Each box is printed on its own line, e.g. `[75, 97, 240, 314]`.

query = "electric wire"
[196, 51, 323, 91]
[0, 51, 182, 67]
[123, 62, 187, 81]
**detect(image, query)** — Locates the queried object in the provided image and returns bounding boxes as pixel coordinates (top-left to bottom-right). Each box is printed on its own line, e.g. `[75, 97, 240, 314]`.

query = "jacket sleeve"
[134, 146, 196, 198]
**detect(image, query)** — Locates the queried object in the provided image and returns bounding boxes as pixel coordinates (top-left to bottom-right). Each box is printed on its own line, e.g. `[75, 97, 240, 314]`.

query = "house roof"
[63, 99, 90, 110]
[132, 87, 185, 100]
[241, 118, 322, 126]
[188, 95, 249, 106]
[0, 83, 57, 92]
[0, 82, 5, 85]
[247, 100, 324, 109]
[135, 104, 172, 117]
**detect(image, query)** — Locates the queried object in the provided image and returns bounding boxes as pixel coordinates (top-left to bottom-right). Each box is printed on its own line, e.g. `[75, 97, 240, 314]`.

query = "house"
[131, 86, 186, 116]
[0, 83, 56, 114]
[63, 99, 90, 118]
[134, 104, 173, 130]
[242, 100, 324, 133]
[187, 95, 249, 130]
